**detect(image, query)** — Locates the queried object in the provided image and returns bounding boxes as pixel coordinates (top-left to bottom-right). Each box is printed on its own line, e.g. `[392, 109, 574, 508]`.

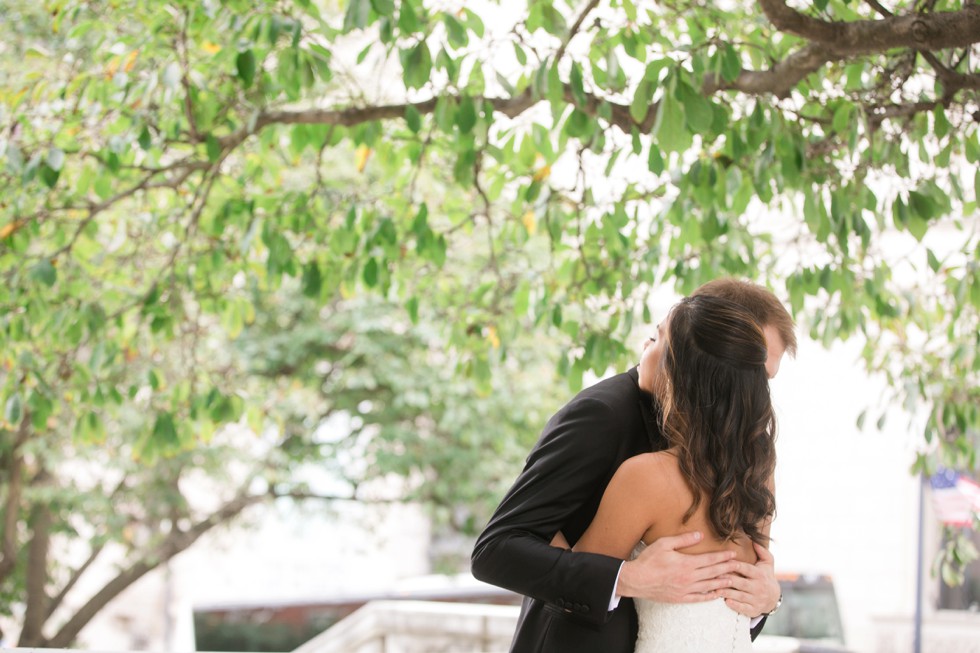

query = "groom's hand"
[616, 531, 739, 603]
[718, 542, 780, 617]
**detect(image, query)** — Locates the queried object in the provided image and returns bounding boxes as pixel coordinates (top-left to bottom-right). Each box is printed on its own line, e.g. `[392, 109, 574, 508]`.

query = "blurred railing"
[293, 600, 520, 653]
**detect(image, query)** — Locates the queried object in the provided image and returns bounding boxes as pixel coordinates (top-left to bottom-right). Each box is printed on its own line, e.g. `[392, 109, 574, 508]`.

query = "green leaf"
[647, 143, 664, 175]
[513, 42, 527, 66]
[370, 0, 395, 16]
[236, 49, 256, 88]
[676, 80, 712, 133]
[398, 0, 421, 32]
[39, 164, 60, 188]
[301, 263, 322, 297]
[514, 280, 530, 317]
[4, 393, 22, 426]
[29, 260, 57, 287]
[456, 96, 477, 133]
[344, 0, 372, 31]
[405, 104, 422, 133]
[363, 258, 379, 287]
[206, 134, 222, 162]
[402, 42, 432, 90]
[966, 133, 980, 163]
[933, 106, 950, 139]
[721, 44, 741, 83]
[832, 103, 853, 134]
[138, 126, 152, 150]
[539, 4, 567, 37]
[406, 296, 419, 323]
[564, 108, 594, 139]
[151, 412, 180, 448]
[444, 13, 468, 48]
[630, 79, 652, 124]
[461, 8, 485, 37]
[908, 190, 938, 221]
[569, 62, 587, 106]
[654, 85, 691, 154]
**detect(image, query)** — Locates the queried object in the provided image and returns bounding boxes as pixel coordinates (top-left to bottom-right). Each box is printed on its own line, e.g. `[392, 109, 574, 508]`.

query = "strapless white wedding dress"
[631, 542, 752, 653]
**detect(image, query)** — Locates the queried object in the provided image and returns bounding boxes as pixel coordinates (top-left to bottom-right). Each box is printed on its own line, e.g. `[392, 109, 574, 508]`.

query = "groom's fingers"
[754, 541, 774, 565]
[652, 530, 704, 552]
[723, 597, 756, 616]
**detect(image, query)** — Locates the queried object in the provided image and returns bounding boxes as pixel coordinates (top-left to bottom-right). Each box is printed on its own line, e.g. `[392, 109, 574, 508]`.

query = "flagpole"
[913, 472, 925, 653]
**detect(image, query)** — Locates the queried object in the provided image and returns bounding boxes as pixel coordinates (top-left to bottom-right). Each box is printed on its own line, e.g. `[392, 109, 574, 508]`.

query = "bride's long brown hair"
[655, 294, 776, 544]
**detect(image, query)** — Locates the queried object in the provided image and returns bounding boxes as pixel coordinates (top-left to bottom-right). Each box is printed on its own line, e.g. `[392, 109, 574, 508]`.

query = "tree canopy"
[1, 0, 978, 645]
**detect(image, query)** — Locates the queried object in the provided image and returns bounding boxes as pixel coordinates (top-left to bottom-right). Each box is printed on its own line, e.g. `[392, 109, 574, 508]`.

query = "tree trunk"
[19, 483, 52, 647]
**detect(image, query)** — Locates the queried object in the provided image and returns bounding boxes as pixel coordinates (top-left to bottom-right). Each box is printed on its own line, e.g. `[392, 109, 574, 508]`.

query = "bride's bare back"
[636, 451, 760, 564]
[573, 449, 768, 564]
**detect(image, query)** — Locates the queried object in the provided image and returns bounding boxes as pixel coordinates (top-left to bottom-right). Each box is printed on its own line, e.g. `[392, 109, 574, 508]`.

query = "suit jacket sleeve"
[471, 393, 627, 626]
[750, 615, 767, 641]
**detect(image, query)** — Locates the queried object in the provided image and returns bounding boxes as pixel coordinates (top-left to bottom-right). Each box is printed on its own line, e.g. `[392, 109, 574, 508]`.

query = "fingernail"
[693, 531, 702, 541]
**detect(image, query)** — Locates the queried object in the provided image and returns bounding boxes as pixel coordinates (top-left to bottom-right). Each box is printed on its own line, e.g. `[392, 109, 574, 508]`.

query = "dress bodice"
[630, 542, 752, 653]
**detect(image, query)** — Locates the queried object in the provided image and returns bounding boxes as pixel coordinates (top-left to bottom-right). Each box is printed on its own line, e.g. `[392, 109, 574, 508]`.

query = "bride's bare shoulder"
[612, 450, 684, 492]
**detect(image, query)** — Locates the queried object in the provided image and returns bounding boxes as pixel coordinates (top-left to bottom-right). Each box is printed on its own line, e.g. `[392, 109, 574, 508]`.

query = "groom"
[471, 278, 796, 652]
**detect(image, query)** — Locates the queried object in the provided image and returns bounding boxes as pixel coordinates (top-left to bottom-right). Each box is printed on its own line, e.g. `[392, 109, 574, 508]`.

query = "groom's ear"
[762, 325, 785, 379]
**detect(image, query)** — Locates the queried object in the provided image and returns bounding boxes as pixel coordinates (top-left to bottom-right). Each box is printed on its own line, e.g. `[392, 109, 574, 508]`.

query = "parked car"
[756, 573, 848, 651]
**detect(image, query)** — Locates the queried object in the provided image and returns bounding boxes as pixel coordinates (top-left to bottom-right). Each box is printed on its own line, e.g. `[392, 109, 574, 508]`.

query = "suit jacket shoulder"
[472, 368, 661, 630]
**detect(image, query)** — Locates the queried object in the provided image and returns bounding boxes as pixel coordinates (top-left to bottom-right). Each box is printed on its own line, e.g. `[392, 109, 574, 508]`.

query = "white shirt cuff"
[608, 561, 625, 611]
[750, 615, 764, 629]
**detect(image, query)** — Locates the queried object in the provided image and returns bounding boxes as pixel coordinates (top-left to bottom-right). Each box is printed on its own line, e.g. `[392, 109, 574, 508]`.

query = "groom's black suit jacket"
[471, 367, 766, 652]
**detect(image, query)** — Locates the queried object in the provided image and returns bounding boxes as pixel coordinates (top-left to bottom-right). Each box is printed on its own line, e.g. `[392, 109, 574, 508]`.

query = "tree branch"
[46, 489, 267, 648]
[919, 50, 980, 92]
[43, 479, 127, 621]
[44, 542, 106, 622]
[703, 43, 833, 98]
[704, 22, 980, 99]
[47, 160, 208, 262]
[864, 0, 893, 17]
[224, 81, 658, 154]
[177, 10, 200, 141]
[554, 0, 601, 64]
[759, 0, 980, 53]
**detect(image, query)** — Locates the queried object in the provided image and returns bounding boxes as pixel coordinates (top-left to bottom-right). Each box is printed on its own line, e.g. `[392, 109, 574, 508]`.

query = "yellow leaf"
[522, 210, 537, 235]
[9, 87, 28, 107]
[0, 221, 23, 239]
[123, 49, 139, 72]
[355, 144, 372, 173]
[104, 56, 121, 79]
[486, 325, 500, 349]
[202, 41, 222, 55]
[532, 164, 551, 182]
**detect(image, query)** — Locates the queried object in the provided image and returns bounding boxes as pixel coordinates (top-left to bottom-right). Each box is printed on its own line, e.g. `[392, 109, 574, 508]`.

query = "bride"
[559, 294, 777, 652]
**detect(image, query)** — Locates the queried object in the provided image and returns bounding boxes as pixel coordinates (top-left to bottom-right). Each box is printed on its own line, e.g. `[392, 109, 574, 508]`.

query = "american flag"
[930, 468, 980, 527]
